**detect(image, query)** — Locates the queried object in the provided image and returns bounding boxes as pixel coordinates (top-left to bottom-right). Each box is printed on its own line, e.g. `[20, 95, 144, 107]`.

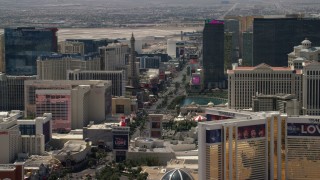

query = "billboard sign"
[192, 76, 200, 85]
[113, 135, 129, 150]
[238, 124, 265, 140]
[287, 123, 320, 137]
[206, 129, 222, 143]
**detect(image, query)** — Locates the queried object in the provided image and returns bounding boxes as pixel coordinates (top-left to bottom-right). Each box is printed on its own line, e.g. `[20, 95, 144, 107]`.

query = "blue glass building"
[5, 27, 58, 75]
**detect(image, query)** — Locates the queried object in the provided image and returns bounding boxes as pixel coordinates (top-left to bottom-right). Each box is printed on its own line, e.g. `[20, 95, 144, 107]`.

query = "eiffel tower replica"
[127, 33, 140, 95]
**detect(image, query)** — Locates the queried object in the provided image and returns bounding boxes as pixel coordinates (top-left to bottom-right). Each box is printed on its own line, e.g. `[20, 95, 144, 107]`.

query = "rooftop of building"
[205, 107, 259, 116]
[68, 69, 125, 74]
[0, 112, 10, 119]
[253, 93, 296, 100]
[24, 79, 111, 87]
[18, 113, 52, 124]
[85, 121, 124, 130]
[0, 164, 16, 171]
[0, 72, 37, 79]
[167, 158, 199, 168]
[52, 132, 83, 140]
[227, 63, 295, 74]
[59, 41, 84, 45]
[99, 42, 128, 49]
[65, 38, 110, 42]
[38, 52, 100, 61]
[112, 96, 131, 100]
[5, 27, 58, 32]
[22, 155, 57, 168]
[51, 140, 88, 156]
[300, 47, 320, 52]
[303, 60, 320, 67]
[0, 110, 22, 124]
[149, 114, 164, 117]
[200, 111, 281, 126]
[293, 44, 320, 52]
[292, 57, 306, 61]
[129, 138, 174, 153]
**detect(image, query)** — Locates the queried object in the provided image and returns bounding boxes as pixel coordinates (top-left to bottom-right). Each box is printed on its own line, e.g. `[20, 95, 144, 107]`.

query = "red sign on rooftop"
[206, 19, 224, 25]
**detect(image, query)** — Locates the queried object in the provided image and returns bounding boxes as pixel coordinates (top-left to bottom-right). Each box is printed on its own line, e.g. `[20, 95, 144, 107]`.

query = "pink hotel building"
[24, 80, 112, 132]
[35, 90, 72, 132]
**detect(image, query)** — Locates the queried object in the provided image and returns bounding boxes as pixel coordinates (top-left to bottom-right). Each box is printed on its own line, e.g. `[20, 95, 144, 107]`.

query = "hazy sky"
[1, 0, 319, 9]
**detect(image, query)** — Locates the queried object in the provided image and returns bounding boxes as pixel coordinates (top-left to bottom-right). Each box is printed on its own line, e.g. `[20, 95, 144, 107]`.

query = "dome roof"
[161, 169, 194, 180]
[207, 101, 214, 106]
[293, 57, 305, 61]
[301, 39, 311, 45]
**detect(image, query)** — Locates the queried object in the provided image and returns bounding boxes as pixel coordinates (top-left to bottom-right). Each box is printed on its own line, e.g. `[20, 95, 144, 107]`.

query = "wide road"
[148, 63, 188, 112]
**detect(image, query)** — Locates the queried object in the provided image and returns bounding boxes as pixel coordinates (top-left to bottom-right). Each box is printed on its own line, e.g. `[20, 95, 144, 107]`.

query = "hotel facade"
[67, 69, 126, 97]
[228, 61, 320, 115]
[24, 80, 112, 131]
[200, 108, 320, 180]
[198, 114, 279, 180]
[285, 116, 320, 179]
[227, 63, 302, 110]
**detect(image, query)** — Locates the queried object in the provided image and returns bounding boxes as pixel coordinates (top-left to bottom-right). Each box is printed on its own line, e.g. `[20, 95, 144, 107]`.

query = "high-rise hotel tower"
[203, 20, 225, 89]
[5, 27, 58, 75]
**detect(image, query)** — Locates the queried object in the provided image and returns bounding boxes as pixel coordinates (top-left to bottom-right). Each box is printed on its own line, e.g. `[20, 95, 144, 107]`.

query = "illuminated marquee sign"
[287, 123, 320, 136]
[192, 76, 200, 85]
[113, 135, 129, 150]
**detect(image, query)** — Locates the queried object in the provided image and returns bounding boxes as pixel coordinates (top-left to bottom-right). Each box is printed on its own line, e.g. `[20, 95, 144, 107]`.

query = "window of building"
[116, 105, 125, 114]
[19, 124, 36, 135]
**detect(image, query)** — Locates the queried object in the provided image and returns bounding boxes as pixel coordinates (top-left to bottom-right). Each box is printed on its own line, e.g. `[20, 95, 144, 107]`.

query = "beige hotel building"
[228, 61, 320, 115]
[227, 63, 302, 110]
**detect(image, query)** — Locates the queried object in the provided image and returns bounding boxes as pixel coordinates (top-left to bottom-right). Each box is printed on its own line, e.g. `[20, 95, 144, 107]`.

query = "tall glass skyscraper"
[253, 18, 320, 67]
[242, 31, 253, 66]
[5, 27, 58, 75]
[224, 19, 240, 59]
[203, 20, 225, 89]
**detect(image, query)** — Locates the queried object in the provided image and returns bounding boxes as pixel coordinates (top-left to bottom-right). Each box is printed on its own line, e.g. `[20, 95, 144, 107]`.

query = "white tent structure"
[174, 113, 186, 122]
[193, 115, 207, 122]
